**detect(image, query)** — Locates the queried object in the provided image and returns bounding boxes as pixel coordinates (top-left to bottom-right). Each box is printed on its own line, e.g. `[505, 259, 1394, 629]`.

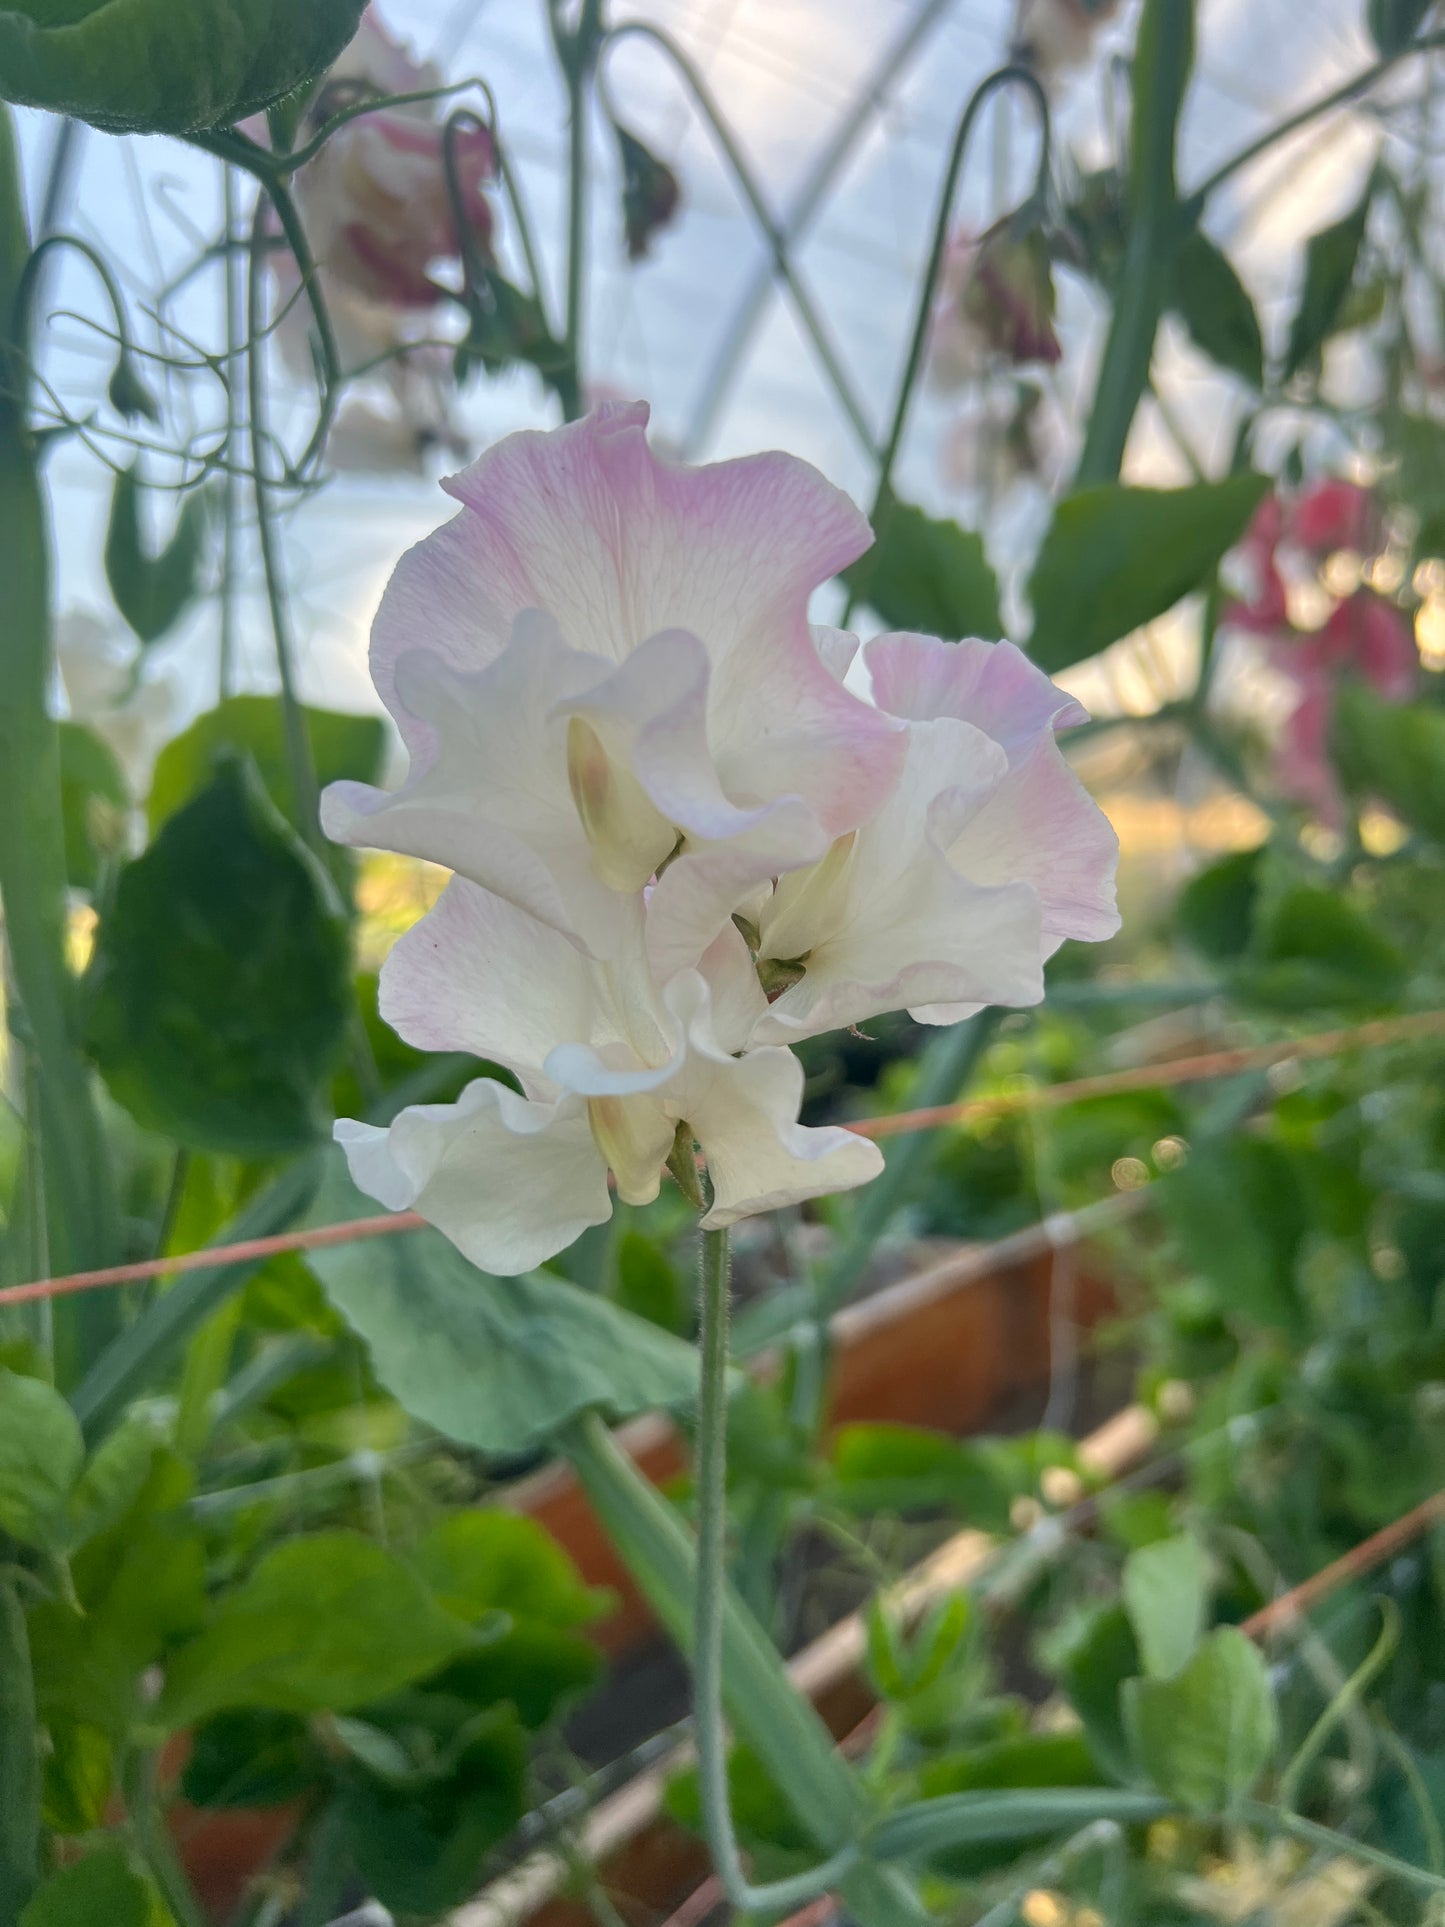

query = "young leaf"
[1172, 228, 1263, 386]
[1122, 1533, 1208, 1678]
[305, 1156, 699, 1454]
[0, 0, 368, 134]
[103, 466, 212, 646]
[0, 1370, 84, 1550]
[1123, 1627, 1278, 1811]
[1282, 182, 1373, 380]
[843, 502, 1003, 641]
[158, 1531, 477, 1728]
[86, 757, 351, 1157]
[148, 695, 386, 840]
[1026, 475, 1268, 672]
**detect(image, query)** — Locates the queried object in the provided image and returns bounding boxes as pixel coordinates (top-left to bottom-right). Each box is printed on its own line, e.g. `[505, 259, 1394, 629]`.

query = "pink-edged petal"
[811, 624, 862, 684]
[378, 878, 661, 1091]
[335, 1083, 611, 1275]
[864, 631, 1087, 747]
[943, 732, 1121, 950]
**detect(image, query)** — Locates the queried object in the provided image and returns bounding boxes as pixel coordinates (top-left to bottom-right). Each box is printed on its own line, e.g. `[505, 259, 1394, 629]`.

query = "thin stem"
[219, 163, 243, 699]
[245, 195, 322, 847]
[0, 1580, 39, 1920]
[693, 1221, 860, 1914]
[554, 1, 602, 421]
[1238, 1798, 1445, 1898]
[600, 22, 881, 461]
[123, 1748, 206, 1927]
[1187, 29, 1445, 212]
[846, 65, 1049, 619]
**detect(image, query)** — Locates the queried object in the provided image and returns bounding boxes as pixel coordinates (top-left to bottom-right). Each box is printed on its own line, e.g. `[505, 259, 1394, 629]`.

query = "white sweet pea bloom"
[54, 609, 181, 800]
[747, 631, 1120, 1043]
[322, 403, 905, 966]
[336, 882, 881, 1274]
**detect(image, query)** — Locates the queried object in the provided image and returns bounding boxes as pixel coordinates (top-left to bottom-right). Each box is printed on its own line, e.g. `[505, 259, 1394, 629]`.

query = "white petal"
[335, 1082, 612, 1275]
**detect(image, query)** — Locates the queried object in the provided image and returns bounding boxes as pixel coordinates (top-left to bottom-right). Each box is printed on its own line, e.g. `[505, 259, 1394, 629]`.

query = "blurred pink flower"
[930, 222, 1061, 389]
[1273, 590, 1417, 700]
[1287, 478, 1372, 556]
[1222, 494, 1288, 637]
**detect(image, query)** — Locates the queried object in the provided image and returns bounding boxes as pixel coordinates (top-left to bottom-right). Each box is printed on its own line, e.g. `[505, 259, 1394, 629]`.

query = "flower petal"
[864, 631, 1087, 748]
[335, 1082, 611, 1275]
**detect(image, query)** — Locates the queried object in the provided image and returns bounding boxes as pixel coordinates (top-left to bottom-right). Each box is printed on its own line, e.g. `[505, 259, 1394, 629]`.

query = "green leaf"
[340, 1707, 529, 1916]
[1367, 0, 1435, 55]
[1051, 1603, 1141, 1785]
[1177, 848, 1261, 964]
[86, 757, 351, 1157]
[1123, 1627, 1278, 1811]
[0, 1369, 83, 1549]
[843, 501, 1003, 641]
[180, 1709, 319, 1810]
[0, 0, 368, 134]
[1334, 683, 1445, 845]
[1172, 228, 1263, 386]
[158, 1531, 476, 1728]
[827, 1423, 1024, 1528]
[1282, 182, 1373, 380]
[1391, 411, 1445, 556]
[1026, 475, 1269, 672]
[306, 1156, 700, 1455]
[1164, 1136, 1306, 1334]
[56, 721, 127, 891]
[1242, 884, 1406, 1010]
[103, 466, 211, 646]
[1122, 1533, 1208, 1678]
[63, 1419, 156, 1551]
[19, 1848, 159, 1927]
[614, 1228, 690, 1336]
[148, 694, 385, 842]
[411, 1511, 601, 1630]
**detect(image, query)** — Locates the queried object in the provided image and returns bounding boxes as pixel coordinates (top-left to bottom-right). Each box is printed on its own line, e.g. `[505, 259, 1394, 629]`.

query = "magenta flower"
[1287, 478, 1372, 557]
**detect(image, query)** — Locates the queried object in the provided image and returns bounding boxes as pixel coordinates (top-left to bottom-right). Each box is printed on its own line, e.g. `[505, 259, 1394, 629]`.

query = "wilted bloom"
[1011, 0, 1122, 82]
[930, 221, 1061, 389]
[292, 7, 493, 310]
[616, 125, 682, 261]
[330, 405, 1119, 1275]
[337, 886, 881, 1272]
[747, 632, 1119, 1041]
[323, 403, 905, 967]
[54, 610, 181, 799]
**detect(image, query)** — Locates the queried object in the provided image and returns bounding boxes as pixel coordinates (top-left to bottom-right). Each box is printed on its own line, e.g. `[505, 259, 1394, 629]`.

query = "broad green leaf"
[0, 1369, 82, 1549]
[1367, 0, 1436, 55]
[340, 1708, 529, 1916]
[306, 1156, 699, 1454]
[148, 694, 386, 842]
[1282, 182, 1373, 380]
[614, 1227, 690, 1336]
[86, 758, 351, 1157]
[57, 721, 126, 890]
[180, 1709, 319, 1810]
[1122, 1533, 1208, 1678]
[19, 1848, 160, 1927]
[1242, 884, 1406, 1010]
[103, 466, 212, 646]
[0, 0, 368, 134]
[63, 1419, 156, 1551]
[1050, 1603, 1140, 1785]
[1164, 1136, 1306, 1333]
[843, 501, 1003, 641]
[412, 1512, 601, 1630]
[1172, 228, 1263, 386]
[1124, 1627, 1278, 1811]
[1176, 847, 1261, 963]
[1334, 683, 1445, 845]
[1026, 475, 1269, 672]
[158, 1531, 476, 1728]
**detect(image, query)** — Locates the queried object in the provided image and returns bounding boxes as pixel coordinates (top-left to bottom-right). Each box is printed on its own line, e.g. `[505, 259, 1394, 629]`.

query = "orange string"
[4, 1008, 1441, 1312]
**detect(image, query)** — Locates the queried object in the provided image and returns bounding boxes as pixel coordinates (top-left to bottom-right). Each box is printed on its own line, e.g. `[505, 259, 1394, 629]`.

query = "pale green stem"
[219, 162, 243, 699]
[693, 1222, 860, 1913]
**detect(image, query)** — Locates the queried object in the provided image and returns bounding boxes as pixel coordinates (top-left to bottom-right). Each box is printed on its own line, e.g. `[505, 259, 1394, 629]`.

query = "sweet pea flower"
[1287, 478, 1372, 557]
[54, 610, 181, 800]
[1011, 0, 1122, 84]
[336, 883, 881, 1273]
[929, 222, 1061, 390]
[323, 403, 905, 966]
[746, 632, 1120, 1042]
[292, 8, 494, 311]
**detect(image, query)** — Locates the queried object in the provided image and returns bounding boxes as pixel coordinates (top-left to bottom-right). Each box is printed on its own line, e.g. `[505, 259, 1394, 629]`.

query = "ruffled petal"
[864, 631, 1087, 748]
[335, 1082, 612, 1275]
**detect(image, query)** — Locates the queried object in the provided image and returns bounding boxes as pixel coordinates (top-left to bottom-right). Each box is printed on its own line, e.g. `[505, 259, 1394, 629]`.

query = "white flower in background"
[330, 405, 1119, 1273]
[54, 610, 181, 798]
[336, 883, 881, 1272]
[749, 632, 1119, 1042]
[323, 402, 906, 966]
[1010, 0, 1122, 83]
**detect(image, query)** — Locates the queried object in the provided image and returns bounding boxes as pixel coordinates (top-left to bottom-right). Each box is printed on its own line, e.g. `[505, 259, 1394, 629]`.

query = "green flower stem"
[599, 22, 879, 462]
[0, 107, 119, 1321]
[850, 62, 1049, 617]
[245, 192, 322, 848]
[219, 161, 244, 699]
[1073, 0, 1193, 487]
[123, 1748, 205, 1927]
[551, 0, 602, 422]
[564, 1405, 931, 1926]
[693, 1224, 860, 1913]
[0, 1579, 39, 1921]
